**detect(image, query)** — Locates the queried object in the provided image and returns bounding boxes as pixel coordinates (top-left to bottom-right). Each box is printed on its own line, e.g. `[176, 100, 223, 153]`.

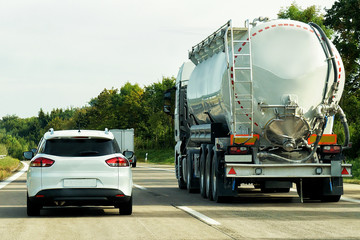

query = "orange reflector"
[228, 167, 236, 175]
[341, 167, 349, 175]
[308, 134, 337, 145]
[231, 134, 259, 145]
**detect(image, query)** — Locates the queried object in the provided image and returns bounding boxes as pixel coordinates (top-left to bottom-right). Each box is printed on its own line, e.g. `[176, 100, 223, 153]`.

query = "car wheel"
[119, 196, 133, 215]
[27, 194, 41, 217]
[132, 157, 137, 168]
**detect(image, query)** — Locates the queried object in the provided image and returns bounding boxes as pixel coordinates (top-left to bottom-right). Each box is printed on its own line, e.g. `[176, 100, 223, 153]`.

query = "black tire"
[321, 195, 341, 202]
[176, 155, 186, 189]
[27, 194, 41, 217]
[205, 146, 213, 200]
[132, 156, 137, 167]
[187, 149, 200, 193]
[200, 148, 207, 198]
[119, 196, 133, 215]
[211, 151, 228, 203]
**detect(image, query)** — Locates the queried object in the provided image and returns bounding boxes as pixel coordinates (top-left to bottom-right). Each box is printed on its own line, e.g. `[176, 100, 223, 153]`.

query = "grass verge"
[136, 148, 174, 165]
[0, 156, 21, 181]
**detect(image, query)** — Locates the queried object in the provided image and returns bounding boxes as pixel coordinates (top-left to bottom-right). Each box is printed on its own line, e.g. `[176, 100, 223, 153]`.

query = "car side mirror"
[31, 148, 37, 154]
[123, 151, 134, 159]
[23, 151, 34, 160]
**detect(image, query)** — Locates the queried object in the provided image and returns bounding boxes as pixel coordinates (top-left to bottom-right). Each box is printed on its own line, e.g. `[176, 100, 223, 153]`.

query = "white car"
[24, 128, 133, 216]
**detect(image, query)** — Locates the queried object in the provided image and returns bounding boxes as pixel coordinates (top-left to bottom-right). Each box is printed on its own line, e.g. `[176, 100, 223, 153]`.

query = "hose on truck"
[309, 22, 339, 104]
[257, 118, 327, 163]
[337, 106, 351, 149]
[258, 105, 351, 162]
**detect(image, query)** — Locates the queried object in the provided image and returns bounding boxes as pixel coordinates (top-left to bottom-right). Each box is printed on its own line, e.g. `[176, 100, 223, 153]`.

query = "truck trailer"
[164, 18, 352, 202]
[111, 129, 137, 167]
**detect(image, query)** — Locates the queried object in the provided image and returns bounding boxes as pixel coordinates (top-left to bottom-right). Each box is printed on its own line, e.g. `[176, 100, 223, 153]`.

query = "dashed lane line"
[133, 184, 147, 190]
[134, 183, 221, 225]
[0, 161, 28, 190]
[176, 206, 221, 226]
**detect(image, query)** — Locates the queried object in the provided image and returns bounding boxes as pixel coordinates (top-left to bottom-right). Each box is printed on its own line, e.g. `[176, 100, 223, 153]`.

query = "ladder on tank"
[228, 20, 254, 138]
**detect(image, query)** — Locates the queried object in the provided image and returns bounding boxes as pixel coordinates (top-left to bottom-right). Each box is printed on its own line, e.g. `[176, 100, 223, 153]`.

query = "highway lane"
[0, 162, 359, 240]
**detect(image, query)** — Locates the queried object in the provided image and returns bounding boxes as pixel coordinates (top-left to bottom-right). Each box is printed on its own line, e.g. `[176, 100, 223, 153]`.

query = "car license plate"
[63, 179, 97, 187]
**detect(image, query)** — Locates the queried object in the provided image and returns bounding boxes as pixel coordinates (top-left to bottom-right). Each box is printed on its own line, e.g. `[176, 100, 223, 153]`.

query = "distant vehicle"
[111, 129, 137, 167]
[165, 18, 352, 203]
[24, 128, 133, 216]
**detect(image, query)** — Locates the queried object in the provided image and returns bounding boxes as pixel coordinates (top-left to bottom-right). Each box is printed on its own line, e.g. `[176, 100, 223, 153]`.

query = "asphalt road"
[0, 162, 360, 240]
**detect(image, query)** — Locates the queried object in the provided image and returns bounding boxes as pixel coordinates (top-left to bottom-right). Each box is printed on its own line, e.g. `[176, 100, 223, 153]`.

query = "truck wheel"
[187, 149, 200, 193]
[321, 195, 341, 202]
[205, 146, 213, 200]
[27, 193, 41, 217]
[211, 151, 228, 203]
[176, 156, 187, 189]
[200, 148, 207, 198]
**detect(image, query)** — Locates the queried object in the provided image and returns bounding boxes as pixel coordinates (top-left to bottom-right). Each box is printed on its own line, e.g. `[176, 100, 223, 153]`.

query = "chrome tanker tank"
[186, 19, 345, 150]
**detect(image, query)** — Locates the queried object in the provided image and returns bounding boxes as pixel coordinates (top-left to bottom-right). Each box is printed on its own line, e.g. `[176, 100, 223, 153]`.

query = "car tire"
[132, 156, 137, 168]
[27, 194, 41, 217]
[119, 196, 133, 215]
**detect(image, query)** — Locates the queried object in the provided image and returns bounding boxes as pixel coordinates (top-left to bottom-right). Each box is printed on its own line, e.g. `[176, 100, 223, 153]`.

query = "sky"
[0, 0, 336, 118]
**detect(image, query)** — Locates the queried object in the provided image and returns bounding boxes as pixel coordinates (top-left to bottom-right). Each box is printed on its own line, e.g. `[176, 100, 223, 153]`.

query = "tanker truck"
[164, 18, 352, 203]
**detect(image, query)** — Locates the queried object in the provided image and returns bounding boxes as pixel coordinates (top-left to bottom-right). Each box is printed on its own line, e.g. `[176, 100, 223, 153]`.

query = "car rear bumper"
[29, 188, 131, 207]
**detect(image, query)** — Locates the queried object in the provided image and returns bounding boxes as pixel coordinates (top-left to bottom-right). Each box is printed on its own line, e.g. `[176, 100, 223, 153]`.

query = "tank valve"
[283, 139, 296, 152]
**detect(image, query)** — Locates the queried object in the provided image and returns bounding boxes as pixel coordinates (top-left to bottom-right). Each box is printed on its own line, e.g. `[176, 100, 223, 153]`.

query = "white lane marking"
[177, 206, 221, 226]
[133, 184, 147, 190]
[341, 197, 360, 204]
[137, 166, 175, 173]
[0, 161, 28, 190]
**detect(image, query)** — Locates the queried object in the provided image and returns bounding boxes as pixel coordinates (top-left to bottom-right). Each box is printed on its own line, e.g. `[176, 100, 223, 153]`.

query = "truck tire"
[297, 178, 343, 201]
[176, 155, 186, 189]
[205, 145, 214, 200]
[321, 195, 341, 202]
[187, 149, 200, 193]
[199, 146, 207, 198]
[211, 151, 227, 203]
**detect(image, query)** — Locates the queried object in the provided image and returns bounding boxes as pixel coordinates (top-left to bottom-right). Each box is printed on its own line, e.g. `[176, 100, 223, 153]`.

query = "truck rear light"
[30, 158, 55, 167]
[321, 145, 342, 154]
[106, 157, 129, 167]
[229, 146, 249, 155]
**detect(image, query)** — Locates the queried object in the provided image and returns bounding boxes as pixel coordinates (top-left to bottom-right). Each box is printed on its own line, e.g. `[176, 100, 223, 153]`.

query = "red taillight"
[229, 146, 249, 155]
[106, 157, 129, 167]
[30, 157, 55, 167]
[321, 145, 342, 154]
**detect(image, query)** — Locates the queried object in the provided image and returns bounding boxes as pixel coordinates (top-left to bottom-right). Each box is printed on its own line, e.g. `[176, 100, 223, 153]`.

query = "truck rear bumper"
[226, 162, 352, 178]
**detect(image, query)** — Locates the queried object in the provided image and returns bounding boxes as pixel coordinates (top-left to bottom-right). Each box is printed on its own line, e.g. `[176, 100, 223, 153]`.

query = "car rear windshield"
[43, 138, 120, 157]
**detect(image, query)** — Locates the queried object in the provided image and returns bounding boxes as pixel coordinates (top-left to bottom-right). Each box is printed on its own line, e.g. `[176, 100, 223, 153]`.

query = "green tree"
[278, 3, 333, 37]
[325, 0, 360, 92]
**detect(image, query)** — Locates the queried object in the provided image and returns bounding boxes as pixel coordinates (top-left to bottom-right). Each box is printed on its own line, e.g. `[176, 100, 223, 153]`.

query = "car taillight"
[106, 157, 129, 167]
[321, 145, 342, 154]
[229, 146, 249, 155]
[30, 157, 55, 167]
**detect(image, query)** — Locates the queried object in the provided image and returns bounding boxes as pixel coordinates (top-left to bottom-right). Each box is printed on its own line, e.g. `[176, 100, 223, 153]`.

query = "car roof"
[44, 129, 114, 140]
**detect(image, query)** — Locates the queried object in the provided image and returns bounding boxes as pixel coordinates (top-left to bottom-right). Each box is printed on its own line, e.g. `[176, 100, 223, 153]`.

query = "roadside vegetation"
[136, 148, 174, 165]
[0, 156, 20, 181]
[0, 1, 358, 181]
